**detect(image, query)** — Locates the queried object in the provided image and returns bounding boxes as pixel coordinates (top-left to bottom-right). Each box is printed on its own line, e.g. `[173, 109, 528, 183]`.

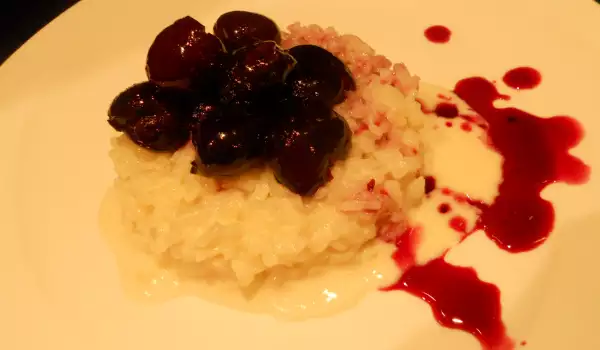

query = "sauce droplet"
[438, 203, 451, 214]
[449, 216, 468, 234]
[435, 102, 459, 118]
[424, 176, 437, 194]
[383, 74, 590, 349]
[502, 67, 542, 90]
[424, 25, 452, 44]
[383, 258, 515, 350]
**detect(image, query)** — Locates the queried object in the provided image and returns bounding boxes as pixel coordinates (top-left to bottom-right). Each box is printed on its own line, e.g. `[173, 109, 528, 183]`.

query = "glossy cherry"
[191, 108, 261, 176]
[286, 44, 355, 107]
[191, 101, 223, 124]
[222, 41, 296, 104]
[270, 110, 351, 195]
[146, 16, 226, 88]
[108, 82, 192, 151]
[213, 11, 281, 52]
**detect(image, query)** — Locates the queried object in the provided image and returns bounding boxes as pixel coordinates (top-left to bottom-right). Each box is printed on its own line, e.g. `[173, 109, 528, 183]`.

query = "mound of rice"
[108, 23, 430, 287]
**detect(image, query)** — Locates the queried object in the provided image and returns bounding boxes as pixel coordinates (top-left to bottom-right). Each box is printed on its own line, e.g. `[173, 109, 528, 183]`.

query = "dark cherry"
[236, 41, 295, 86]
[224, 41, 295, 96]
[213, 11, 281, 52]
[128, 113, 190, 152]
[270, 110, 351, 196]
[253, 82, 295, 117]
[108, 82, 162, 132]
[146, 16, 226, 88]
[270, 125, 329, 196]
[108, 82, 192, 151]
[286, 45, 355, 107]
[264, 101, 327, 152]
[325, 111, 352, 160]
[191, 101, 223, 124]
[211, 83, 296, 159]
[191, 110, 260, 176]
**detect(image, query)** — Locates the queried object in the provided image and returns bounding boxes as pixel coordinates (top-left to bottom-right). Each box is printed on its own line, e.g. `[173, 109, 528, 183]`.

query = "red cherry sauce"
[502, 67, 542, 90]
[384, 258, 514, 350]
[384, 74, 590, 349]
[424, 25, 452, 44]
[388, 227, 421, 270]
[455, 77, 590, 252]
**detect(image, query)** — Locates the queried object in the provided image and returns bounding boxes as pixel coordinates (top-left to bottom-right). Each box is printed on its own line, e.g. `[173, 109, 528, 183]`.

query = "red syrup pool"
[455, 77, 590, 252]
[383, 74, 590, 350]
[383, 258, 514, 350]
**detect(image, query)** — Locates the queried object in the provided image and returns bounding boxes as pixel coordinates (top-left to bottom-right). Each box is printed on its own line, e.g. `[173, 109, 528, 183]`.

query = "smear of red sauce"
[425, 25, 452, 44]
[386, 227, 420, 270]
[455, 77, 590, 252]
[384, 73, 590, 350]
[384, 258, 515, 350]
[502, 67, 542, 90]
[449, 216, 468, 234]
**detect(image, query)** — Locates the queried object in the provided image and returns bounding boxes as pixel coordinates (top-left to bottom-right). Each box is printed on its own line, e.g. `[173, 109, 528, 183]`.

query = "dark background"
[0, 0, 79, 64]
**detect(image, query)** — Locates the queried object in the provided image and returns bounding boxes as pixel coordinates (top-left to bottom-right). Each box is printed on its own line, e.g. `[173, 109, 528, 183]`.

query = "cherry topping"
[213, 11, 281, 52]
[108, 12, 357, 197]
[286, 45, 355, 107]
[191, 107, 260, 176]
[146, 16, 226, 88]
[222, 41, 296, 104]
[270, 110, 350, 196]
[108, 82, 192, 151]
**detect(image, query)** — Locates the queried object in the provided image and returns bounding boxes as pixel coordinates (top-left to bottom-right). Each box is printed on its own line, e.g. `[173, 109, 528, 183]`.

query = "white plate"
[2, 0, 600, 349]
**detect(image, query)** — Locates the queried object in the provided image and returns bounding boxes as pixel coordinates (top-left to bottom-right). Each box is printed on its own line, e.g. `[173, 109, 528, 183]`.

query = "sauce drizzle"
[455, 77, 590, 252]
[384, 258, 515, 350]
[384, 73, 590, 350]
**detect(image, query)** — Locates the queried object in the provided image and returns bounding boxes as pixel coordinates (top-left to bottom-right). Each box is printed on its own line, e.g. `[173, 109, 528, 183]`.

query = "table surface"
[0, 0, 79, 65]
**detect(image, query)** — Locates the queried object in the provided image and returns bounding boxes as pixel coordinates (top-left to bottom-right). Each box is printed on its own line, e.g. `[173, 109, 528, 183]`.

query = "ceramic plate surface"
[2, 0, 600, 349]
